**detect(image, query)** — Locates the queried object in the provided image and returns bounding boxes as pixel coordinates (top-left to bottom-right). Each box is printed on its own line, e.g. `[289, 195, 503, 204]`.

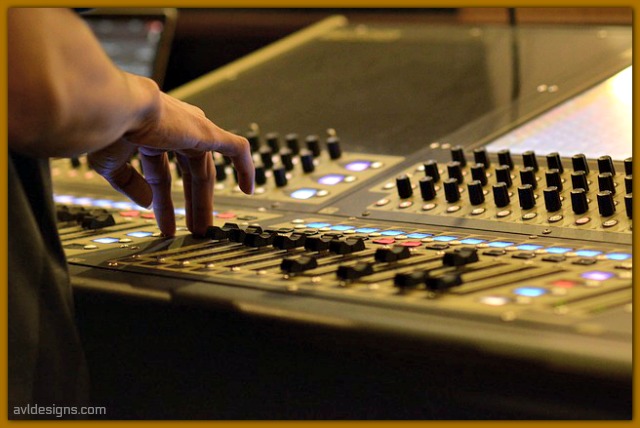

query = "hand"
[88, 90, 254, 237]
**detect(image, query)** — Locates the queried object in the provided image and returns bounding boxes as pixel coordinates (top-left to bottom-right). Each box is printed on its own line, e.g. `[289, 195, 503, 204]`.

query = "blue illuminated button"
[306, 222, 331, 229]
[433, 235, 458, 242]
[514, 286, 548, 297]
[546, 247, 573, 254]
[53, 194, 75, 204]
[606, 253, 632, 261]
[355, 227, 380, 234]
[318, 174, 345, 185]
[575, 250, 603, 258]
[290, 188, 318, 200]
[407, 233, 432, 239]
[517, 244, 543, 251]
[92, 199, 113, 208]
[488, 241, 515, 248]
[127, 231, 154, 238]
[460, 238, 486, 245]
[175, 208, 187, 216]
[345, 161, 372, 172]
[330, 225, 354, 231]
[91, 237, 119, 244]
[381, 230, 405, 236]
[113, 201, 135, 210]
[73, 197, 93, 206]
[581, 271, 615, 281]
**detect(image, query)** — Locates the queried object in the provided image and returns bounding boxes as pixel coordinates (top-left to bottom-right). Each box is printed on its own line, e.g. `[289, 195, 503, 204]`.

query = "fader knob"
[304, 236, 333, 252]
[329, 238, 366, 255]
[425, 272, 463, 291]
[470, 163, 488, 186]
[375, 246, 411, 263]
[82, 213, 116, 230]
[520, 167, 537, 190]
[442, 247, 478, 266]
[450, 146, 467, 167]
[265, 132, 280, 152]
[273, 166, 288, 187]
[522, 151, 539, 172]
[598, 172, 616, 194]
[625, 194, 632, 219]
[285, 133, 300, 155]
[254, 163, 267, 186]
[572, 153, 590, 174]
[473, 148, 490, 168]
[545, 169, 563, 191]
[492, 182, 510, 208]
[597, 155, 616, 176]
[444, 178, 461, 203]
[305, 135, 321, 158]
[245, 130, 260, 152]
[280, 148, 294, 172]
[467, 180, 485, 206]
[215, 161, 227, 181]
[273, 233, 306, 250]
[423, 160, 440, 182]
[447, 161, 464, 184]
[624, 157, 633, 176]
[625, 175, 632, 194]
[571, 170, 589, 191]
[570, 188, 589, 215]
[259, 147, 274, 170]
[517, 184, 536, 210]
[336, 262, 374, 281]
[300, 150, 315, 173]
[497, 149, 514, 170]
[419, 176, 437, 201]
[597, 191, 616, 217]
[243, 232, 275, 248]
[281, 255, 318, 273]
[543, 187, 562, 212]
[495, 165, 512, 188]
[546, 152, 564, 174]
[327, 136, 342, 160]
[394, 271, 427, 290]
[396, 175, 413, 199]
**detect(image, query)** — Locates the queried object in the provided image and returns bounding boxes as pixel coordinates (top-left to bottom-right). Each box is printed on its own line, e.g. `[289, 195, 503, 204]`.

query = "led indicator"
[606, 253, 631, 261]
[318, 174, 345, 186]
[126, 231, 154, 238]
[330, 225, 354, 231]
[479, 296, 511, 306]
[345, 161, 372, 172]
[460, 238, 486, 245]
[91, 237, 119, 244]
[380, 230, 405, 236]
[433, 235, 458, 242]
[546, 247, 573, 254]
[514, 287, 548, 297]
[290, 188, 318, 200]
[581, 271, 615, 281]
[355, 227, 380, 234]
[306, 222, 331, 229]
[488, 241, 515, 248]
[575, 250, 602, 258]
[517, 244, 543, 251]
[407, 233, 431, 239]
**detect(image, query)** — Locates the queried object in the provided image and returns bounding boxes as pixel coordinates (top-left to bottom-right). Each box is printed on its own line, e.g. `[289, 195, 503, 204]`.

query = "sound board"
[52, 17, 632, 419]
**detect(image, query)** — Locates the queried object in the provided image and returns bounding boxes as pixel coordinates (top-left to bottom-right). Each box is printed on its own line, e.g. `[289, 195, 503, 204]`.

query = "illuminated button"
[120, 210, 140, 217]
[546, 247, 572, 254]
[355, 227, 379, 234]
[488, 241, 514, 248]
[575, 250, 602, 258]
[92, 237, 119, 244]
[407, 233, 431, 239]
[93, 199, 113, 208]
[581, 271, 615, 281]
[381, 230, 405, 236]
[372, 238, 396, 245]
[141, 212, 155, 219]
[54, 194, 75, 204]
[217, 212, 236, 219]
[345, 160, 372, 172]
[73, 197, 93, 206]
[330, 225, 354, 231]
[460, 238, 486, 245]
[290, 188, 318, 200]
[127, 231, 154, 238]
[550, 279, 580, 288]
[306, 222, 331, 229]
[606, 253, 631, 261]
[517, 244, 543, 251]
[318, 174, 345, 186]
[514, 287, 547, 297]
[433, 235, 457, 242]
[479, 296, 511, 306]
[400, 241, 422, 247]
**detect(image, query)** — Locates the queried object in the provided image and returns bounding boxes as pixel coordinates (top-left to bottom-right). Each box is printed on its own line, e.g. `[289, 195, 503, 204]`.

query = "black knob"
[425, 272, 463, 291]
[285, 133, 300, 155]
[280, 148, 294, 172]
[625, 194, 632, 219]
[518, 184, 536, 210]
[423, 160, 441, 182]
[470, 163, 488, 186]
[396, 174, 413, 199]
[273, 166, 288, 187]
[304, 236, 333, 252]
[245, 130, 260, 152]
[546, 152, 564, 174]
[243, 232, 275, 248]
[447, 161, 464, 184]
[228, 227, 247, 243]
[394, 271, 427, 290]
[473, 148, 490, 168]
[259, 147, 274, 170]
[572, 153, 590, 174]
[281, 255, 318, 273]
[597, 191, 616, 217]
[570, 188, 589, 215]
[467, 180, 485, 206]
[492, 182, 510, 208]
[625, 175, 632, 194]
[70, 157, 81, 169]
[598, 172, 616, 194]
[265, 132, 280, 152]
[545, 169, 563, 191]
[375, 246, 411, 263]
[543, 187, 562, 212]
[329, 238, 366, 255]
[419, 176, 437, 201]
[305, 135, 321, 158]
[215, 161, 227, 181]
[82, 213, 115, 230]
[442, 247, 478, 266]
[336, 262, 374, 281]
[205, 225, 232, 240]
[522, 151, 539, 172]
[520, 166, 537, 190]
[624, 157, 633, 176]
[300, 150, 315, 173]
[597, 155, 616, 176]
[495, 165, 512, 188]
[497, 149, 514, 170]
[451, 146, 467, 167]
[273, 233, 307, 250]
[254, 163, 267, 186]
[444, 178, 461, 203]
[327, 136, 342, 160]
[571, 170, 589, 191]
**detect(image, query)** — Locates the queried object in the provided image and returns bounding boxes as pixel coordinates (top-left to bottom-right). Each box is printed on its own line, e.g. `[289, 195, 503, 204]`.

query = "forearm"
[8, 8, 160, 158]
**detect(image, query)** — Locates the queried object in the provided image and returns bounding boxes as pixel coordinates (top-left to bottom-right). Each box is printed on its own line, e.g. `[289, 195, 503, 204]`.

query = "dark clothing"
[8, 151, 89, 418]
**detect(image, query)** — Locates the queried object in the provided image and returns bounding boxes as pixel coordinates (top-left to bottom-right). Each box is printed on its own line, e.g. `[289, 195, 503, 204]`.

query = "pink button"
[141, 212, 155, 219]
[120, 210, 140, 217]
[373, 238, 395, 245]
[400, 241, 422, 247]
[217, 212, 237, 219]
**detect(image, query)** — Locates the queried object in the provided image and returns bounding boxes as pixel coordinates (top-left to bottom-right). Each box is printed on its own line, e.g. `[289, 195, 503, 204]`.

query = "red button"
[217, 212, 237, 219]
[550, 279, 580, 288]
[373, 238, 395, 245]
[120, 210, 140, 217]
[141, 212, 155, 219]
[400, 241, 422, 247]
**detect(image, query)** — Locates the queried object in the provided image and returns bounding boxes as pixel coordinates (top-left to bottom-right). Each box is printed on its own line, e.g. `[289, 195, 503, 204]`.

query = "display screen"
[486, 67, 631, 160]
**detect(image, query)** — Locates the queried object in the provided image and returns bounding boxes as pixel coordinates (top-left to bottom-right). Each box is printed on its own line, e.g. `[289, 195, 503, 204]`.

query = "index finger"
[209, 130, 254, 195]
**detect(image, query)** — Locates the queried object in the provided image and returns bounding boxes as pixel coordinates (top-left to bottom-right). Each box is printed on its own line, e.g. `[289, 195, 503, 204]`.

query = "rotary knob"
[519, 167, 537, 190]
[497, 149, 514, 170]
[543, 187, 562, 212]
[300, 150, 315, 173]
[597, 191, 616, 217]
[396, 174, 414, 199]
[447, 161, 464, 184]
[285, 133, 300, 155]
[522, 151, 539, 172]
[570, 188, 589, 215]
[597, 155, 616, 176]
[546, 152, 564, 174]
[473, 148, 490, 168]
[467, 180, 485, 206]
[450, 146, 467, 167]
[517, 184, 536, 210]
[305, 135, 321, 158]
[419, 176, 437, 201]
[265, 132, 280, 152]
[571, 170, 589, 191]
[598, 172, 616, 194]
[572, 153, 590, 174]
[327, 136, 342, 160]
[492, 182, 510, 208]
[470, 163, 488, 186]
[444, 178, 461, 203]
[495, 165, 512, 188]
[423, 160, 441, 182]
